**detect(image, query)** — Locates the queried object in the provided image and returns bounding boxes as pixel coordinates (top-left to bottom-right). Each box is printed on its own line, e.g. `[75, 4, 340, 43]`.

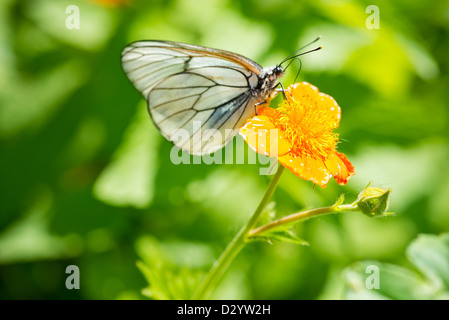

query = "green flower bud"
[355, 186, 393, 217]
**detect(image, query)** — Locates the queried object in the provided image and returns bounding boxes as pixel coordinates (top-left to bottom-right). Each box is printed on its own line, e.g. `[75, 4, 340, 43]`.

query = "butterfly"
[121, 40, 320, 155]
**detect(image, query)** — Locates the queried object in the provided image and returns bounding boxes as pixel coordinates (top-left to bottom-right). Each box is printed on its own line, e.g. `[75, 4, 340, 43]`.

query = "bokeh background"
[1, 0, 448, 300]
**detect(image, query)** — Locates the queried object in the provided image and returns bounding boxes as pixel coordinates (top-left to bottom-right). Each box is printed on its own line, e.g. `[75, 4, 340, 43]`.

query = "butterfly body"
[121, 40, 284, 155]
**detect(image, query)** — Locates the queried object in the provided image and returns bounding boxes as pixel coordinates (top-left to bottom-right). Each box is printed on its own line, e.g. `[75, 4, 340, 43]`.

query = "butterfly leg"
[274, 82, 287, 100]
[254, 100, 267, 116]
[254, 83, 289, 115]
[275, 82, 293, 107]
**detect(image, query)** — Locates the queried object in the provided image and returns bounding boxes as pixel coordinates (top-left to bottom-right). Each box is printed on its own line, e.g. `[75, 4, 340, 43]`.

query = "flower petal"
[239, 109, 292, 157]
[258, 106, 283, 118]
[287, 82, 341, 129]
[279, 153, 333, 188]
[318, 92, 341, 129]
[240, 83, 353, 188]
[324, 152, 355, 185]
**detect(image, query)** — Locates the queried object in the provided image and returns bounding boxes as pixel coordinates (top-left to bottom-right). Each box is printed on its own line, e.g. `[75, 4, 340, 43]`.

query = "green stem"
[192, 166, 285, 300]
[249, 203, 359, 238]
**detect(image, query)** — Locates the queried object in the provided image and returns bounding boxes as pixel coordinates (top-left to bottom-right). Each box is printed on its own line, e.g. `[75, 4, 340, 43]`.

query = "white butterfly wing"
[121, 41, 263, 155]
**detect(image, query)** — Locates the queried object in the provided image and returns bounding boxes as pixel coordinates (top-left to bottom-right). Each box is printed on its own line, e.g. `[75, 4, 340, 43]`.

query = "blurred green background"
[1, 0, 448, 300]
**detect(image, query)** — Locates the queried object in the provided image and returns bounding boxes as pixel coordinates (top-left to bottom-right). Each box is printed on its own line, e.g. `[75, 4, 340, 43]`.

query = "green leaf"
[248, 229, 309, 246]
[93, 102, 159, 209]
[135, 236, 211, 300]
[344, 261, 435, 300]
[137, 261, 203, 300]
[343, 233, 449, 300]
[333, 194, 345, 207]
[256, 201, 276, 226]
[407, 233, 449, 291]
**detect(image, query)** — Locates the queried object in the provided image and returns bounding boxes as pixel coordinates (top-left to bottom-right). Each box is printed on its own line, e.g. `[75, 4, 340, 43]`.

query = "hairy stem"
[192, 166, 285, 300]
[249, 203, 359, 238]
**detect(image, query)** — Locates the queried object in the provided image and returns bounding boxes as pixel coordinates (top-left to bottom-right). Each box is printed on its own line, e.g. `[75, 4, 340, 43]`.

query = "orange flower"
[240, 82, 354, 188]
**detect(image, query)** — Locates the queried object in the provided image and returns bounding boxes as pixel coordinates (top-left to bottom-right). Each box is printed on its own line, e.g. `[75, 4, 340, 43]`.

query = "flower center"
[275, 94, 339, 159]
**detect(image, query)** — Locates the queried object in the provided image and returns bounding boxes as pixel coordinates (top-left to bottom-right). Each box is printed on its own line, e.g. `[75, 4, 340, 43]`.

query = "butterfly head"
[258, 65, 284, 96]
[272, 65, 284, 79]
[262, 65, 284, 81]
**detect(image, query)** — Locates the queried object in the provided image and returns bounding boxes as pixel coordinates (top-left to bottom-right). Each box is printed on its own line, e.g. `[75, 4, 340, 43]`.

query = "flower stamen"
[240, 82, 354, 188]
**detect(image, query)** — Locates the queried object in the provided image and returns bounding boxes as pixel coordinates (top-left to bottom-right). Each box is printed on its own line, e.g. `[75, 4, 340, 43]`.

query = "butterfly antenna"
[293, 58, 302, 83]
[283, 47, 321, 89]
[279, 35, 322, 66]
[282, 45, 323, 71]
[283, 46, 322, 95]
[282, 56, 297, 71]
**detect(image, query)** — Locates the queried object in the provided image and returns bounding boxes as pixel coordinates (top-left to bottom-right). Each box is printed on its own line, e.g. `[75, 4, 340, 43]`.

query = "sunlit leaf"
[0, 62, 87, 137]
[344, 261, 434, 300]
[27, 0, 116, 51]
[249, 229, 309, 246]
[344, 233, 449, 300]
[135, 236, 209, 300]
[407, 234, 449, 291]
[93, 102, 159, 209]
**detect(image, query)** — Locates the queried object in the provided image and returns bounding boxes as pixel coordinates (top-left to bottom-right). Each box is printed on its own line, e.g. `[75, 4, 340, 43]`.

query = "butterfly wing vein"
[121, 41, 263, 155]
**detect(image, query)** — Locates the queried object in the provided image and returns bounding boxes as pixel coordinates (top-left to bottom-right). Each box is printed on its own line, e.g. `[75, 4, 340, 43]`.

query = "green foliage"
[248, 229, 309, 246]
[344, 234, 449, 300]
[0, 0, 448, 299]
[407, 234, 449, 292]
[136, 236, 207, 300]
